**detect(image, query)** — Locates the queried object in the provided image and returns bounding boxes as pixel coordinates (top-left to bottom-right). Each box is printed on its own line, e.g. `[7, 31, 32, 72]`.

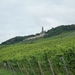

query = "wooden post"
[16, 62, 24, 75]
[9, 62, 16, 75]
[4, 62, 8, 70]
[28, 60, 36, 75]
[22, 63, 29, 75]
[62, 57, 69, 75]
[7, 61, 12, 71]
[38, 61, 44, 75]
[48, 59, 55, 75]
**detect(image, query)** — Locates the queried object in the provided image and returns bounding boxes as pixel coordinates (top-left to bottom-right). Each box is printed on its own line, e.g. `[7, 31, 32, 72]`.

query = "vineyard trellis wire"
[1, 56, 70, 75]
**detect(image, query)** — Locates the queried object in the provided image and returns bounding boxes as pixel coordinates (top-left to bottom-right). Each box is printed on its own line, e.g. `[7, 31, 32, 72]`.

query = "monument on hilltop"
[42, 27, 44, 33]
[26, 27, 46, 40]
[40, 27, 45, 36]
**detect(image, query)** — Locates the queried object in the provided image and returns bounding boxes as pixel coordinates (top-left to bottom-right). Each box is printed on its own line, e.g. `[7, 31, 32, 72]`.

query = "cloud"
[0, 0, 75, 43]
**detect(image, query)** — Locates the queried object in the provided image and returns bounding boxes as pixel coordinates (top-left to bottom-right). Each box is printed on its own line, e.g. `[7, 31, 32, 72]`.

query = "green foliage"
[0, 37, 75, 62]
[0, 36, 75, 74]
[45, 24, 75, 38]
[0, 25, 75, 74]
[1, 24, 75, 45]
[1, 36, 25, 45]
[0, 69, 13, 75]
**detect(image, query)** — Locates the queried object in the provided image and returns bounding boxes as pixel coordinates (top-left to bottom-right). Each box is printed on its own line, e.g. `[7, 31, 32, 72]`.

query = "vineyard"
[0, 33, 75, 74]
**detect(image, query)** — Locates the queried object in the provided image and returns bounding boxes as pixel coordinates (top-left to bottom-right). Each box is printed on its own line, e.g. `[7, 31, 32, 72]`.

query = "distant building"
[40, 27, 46, 36]
[26, 27, 46, 40]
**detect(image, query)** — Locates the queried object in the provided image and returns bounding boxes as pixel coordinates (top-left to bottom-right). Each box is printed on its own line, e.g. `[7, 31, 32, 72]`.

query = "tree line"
[1, 24, 75, 45]
[45, 24, 75, 37]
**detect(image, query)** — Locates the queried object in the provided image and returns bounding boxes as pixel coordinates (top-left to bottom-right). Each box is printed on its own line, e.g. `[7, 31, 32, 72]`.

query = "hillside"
[45, 24, 75, 37]
[0, 36, 75, 75]
[0, 25, 75, 75]
[1, 24, 75, 45]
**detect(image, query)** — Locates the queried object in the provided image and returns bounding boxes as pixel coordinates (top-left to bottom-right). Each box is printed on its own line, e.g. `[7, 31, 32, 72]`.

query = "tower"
[42, 27, 44, 33]
[40, 26, 45, 36]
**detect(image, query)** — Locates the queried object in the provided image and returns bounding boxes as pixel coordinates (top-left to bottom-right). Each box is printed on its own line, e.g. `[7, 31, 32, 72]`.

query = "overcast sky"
[0, 0, 75, 43]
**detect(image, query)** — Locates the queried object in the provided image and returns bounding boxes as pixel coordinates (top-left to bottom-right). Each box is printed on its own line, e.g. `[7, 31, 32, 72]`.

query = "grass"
[0, 69, 13, 75]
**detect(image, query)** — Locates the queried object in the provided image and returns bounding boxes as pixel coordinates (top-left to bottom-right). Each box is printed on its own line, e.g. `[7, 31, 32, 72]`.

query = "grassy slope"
[0, 31, 75, 75]
[0, 31, 75, 62]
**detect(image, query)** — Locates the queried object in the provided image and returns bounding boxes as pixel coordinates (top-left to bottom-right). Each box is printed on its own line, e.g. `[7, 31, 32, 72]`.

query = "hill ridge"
[1, 24, 75, 45]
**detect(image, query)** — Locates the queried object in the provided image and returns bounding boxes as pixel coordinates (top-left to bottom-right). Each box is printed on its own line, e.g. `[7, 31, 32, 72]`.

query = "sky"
[0, 0, 75, 43]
